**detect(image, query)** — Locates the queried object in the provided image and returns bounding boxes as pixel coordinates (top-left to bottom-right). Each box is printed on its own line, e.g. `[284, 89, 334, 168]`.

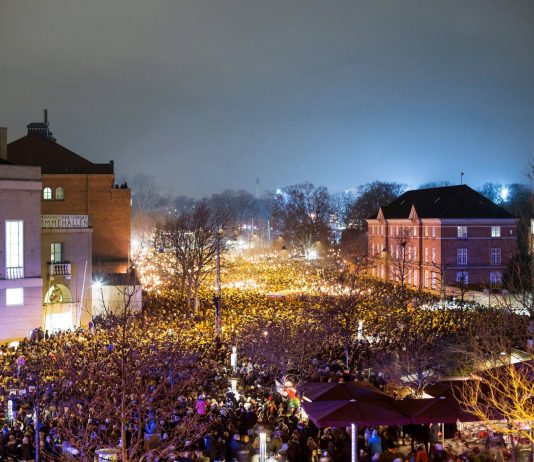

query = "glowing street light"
[259, 432, 267, 462]
[500, 186, 509, 202]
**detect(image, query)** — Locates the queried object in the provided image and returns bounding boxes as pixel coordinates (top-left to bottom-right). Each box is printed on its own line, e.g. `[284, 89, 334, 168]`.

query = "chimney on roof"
[0, 127, 7, 161]
[27, 109, 56, 141]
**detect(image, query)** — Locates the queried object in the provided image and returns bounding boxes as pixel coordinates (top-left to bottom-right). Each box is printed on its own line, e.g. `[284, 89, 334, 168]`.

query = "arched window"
[43, 187, 52, 200]
[55, 187, 64, 200]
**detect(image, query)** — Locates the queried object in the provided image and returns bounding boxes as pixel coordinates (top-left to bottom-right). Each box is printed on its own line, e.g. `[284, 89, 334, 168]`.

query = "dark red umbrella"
[396, 398, 480, 424]
[302, 381, 391, 402]
[302, 399, 412, 428]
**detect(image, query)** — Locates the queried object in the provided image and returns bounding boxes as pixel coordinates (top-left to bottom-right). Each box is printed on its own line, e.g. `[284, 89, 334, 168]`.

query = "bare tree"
[347, 181, 405, 232]
[309, 253, 382, 368]
[271, 182, 331, 258]
[130, 173, 160, 211]
[455, 331, 534, 461]
[52, 312, 209, 461]
[237, 308, 326, 395]
[157, 201, 228, 312]
[384, 225, 419, 305]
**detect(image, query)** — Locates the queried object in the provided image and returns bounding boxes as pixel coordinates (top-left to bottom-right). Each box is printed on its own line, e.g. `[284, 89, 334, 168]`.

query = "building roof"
[7, 132, 114, 175]
[371, 185, 515, 220]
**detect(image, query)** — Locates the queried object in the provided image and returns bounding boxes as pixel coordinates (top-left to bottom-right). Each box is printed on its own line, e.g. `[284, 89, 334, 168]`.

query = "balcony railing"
[6, 267, 24, 279]
[48, 263, 71, 279]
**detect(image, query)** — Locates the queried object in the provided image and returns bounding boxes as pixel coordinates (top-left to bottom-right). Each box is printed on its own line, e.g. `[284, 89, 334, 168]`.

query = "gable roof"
[371, 185, 515, 220]
[7, 133, 114, 175]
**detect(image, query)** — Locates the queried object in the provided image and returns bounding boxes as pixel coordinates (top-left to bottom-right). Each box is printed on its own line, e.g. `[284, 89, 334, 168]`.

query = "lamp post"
[167, 328, 174, 389]
[230, 346, 238, 374]
[259, 432, 267, 462]
[213, 229, 223, 345]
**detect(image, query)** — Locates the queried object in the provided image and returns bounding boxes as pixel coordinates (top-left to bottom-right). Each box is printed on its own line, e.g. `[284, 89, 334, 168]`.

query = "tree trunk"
[186, 274, 193, 311]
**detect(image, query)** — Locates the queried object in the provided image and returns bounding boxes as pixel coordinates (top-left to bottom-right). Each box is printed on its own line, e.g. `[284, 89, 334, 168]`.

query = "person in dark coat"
[288, 435, 303, 462]
[20, 436, 34, 461]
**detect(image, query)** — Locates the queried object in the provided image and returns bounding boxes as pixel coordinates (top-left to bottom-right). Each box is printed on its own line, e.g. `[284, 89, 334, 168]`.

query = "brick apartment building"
[367, 185, 518, 291]
[5, 114, 137, 331]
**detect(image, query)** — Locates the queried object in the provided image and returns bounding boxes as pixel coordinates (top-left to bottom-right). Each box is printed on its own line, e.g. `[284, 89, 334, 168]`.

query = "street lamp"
[230, 346, 238, 374]
[167, 328, 174, 389]
[259, 432, 267, 462]
[213, 228, 223, 345]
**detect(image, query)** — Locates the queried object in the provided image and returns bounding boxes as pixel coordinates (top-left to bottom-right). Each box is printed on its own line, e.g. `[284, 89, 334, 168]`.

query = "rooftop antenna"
[255, 177, 260, 199]
[43, 109, 48, 125]
[460, 172, 464, 185]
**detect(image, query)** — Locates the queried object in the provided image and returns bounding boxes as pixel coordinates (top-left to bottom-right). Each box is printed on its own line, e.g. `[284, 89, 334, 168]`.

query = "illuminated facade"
[6, 115, 135, 331]
[367, 185, 518, 291]
[0, 131, 44, 341]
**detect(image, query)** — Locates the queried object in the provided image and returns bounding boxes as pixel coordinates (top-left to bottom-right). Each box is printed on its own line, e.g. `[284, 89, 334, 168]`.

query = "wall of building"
[368, 216, 519, 291]
[440, 219, 518, 287]
[41, 174, 131, 271]
[41, 227, 92, 311]
[0, 165, 44, 341]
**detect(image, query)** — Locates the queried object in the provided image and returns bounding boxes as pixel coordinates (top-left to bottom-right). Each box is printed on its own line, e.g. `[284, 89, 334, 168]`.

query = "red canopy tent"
[396, 398, 479, 424]
[302, 399, 412, 427]
[302, 381, 391, 402]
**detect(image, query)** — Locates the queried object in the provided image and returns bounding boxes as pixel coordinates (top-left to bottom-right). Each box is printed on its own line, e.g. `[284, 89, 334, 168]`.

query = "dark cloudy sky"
[1, 1, 533, 197]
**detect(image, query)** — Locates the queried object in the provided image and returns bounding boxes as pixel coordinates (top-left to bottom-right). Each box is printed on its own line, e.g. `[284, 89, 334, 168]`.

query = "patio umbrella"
[302, 381, 391, 402]
[396, 397, 480, 424]
[303, 399, 412, 462]
[303, 399, 412, 427]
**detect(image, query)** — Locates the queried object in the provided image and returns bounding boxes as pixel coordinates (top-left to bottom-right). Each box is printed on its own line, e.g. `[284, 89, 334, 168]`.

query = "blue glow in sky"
[1, 0, 532, 197]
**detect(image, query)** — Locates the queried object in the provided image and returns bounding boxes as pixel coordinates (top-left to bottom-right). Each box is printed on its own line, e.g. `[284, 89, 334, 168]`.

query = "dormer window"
[43, 187, 52, 200]
[55, 187, 64, 200]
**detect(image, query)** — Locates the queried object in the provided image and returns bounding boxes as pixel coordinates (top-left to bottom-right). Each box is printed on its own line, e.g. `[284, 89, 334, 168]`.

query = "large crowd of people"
[0, 254, 529, 461]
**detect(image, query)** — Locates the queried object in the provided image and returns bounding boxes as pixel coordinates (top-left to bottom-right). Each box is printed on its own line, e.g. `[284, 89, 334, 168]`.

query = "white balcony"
[6, 267, 24, 279]
[48, 263, 71, 280]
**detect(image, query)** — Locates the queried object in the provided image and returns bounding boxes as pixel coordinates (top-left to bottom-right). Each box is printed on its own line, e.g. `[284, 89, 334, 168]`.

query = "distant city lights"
[499, 186, 509, 202]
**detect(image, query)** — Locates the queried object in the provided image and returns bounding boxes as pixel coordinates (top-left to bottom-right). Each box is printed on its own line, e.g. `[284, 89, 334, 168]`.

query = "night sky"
[1, 1, 533, 197]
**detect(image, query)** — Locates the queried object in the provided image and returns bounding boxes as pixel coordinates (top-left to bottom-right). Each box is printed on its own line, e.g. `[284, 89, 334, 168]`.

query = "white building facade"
[0, 154, 44, 341]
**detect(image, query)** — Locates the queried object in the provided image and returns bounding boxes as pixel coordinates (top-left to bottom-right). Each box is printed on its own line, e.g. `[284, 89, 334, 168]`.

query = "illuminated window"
[490, 271, 502, 284]
[43, 187, 52, 200]
[491, 248, 501, 265]
[491, 226, 501, 238]
[50, 243, 63, 263]
[457, 248, 468, 265]
[55, 187, 64, 200]
[413, 270, 418, 286]
[424, 247, 428, 263]
[457, 226, 467, 238]
[413, 226, 417, 237]
[432, 248, 436, 263]
[431, 271, 437, 289]
[431, 226, 436, 238]
[424, 270, 429, 288]
[456, 271, 469, 285]
[6, 220, 23, 279]
[6, 288, 23, 305]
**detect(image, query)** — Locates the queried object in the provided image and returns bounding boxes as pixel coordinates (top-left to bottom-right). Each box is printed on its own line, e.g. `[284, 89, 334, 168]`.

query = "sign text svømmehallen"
[41, 215, 89, 228]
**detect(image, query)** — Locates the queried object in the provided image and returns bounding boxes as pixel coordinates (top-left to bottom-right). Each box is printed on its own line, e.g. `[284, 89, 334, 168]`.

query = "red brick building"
[367, 185, 518, 291]
[6, 116, 133, 330]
